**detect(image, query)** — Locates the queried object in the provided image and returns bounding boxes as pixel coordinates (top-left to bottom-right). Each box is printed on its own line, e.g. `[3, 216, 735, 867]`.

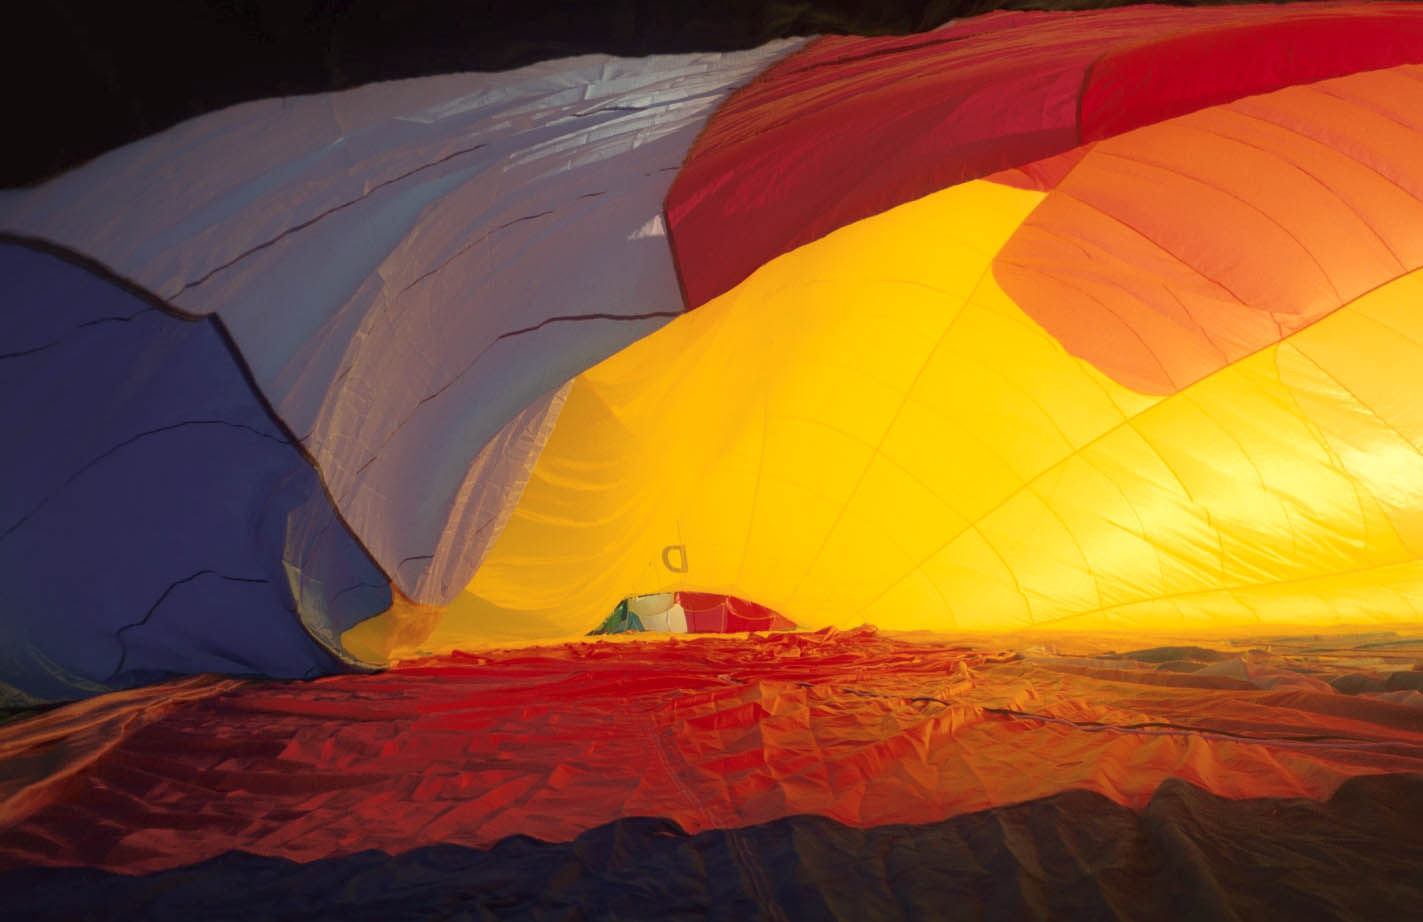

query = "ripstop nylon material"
[340, 176, 1423, 653]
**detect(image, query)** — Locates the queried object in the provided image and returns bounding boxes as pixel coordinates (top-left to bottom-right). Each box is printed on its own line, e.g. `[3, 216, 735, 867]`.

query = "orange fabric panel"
[4, 630, 1420, 874]
[994, 65, 1423, 394]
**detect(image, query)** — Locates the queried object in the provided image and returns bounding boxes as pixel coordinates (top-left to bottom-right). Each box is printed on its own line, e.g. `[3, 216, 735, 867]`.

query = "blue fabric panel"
[0, 241, 389, 700]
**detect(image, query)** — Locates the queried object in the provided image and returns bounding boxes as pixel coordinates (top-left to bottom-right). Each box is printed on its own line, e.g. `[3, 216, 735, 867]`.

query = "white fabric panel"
[0, 41, 804, 604]
[630, 603, 688, 633]
[627, 593, 676, 618]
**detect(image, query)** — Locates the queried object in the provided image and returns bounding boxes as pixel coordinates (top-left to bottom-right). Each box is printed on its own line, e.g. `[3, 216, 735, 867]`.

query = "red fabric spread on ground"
[665, 2, 1423, 309]
[2, 629, 1420, 874]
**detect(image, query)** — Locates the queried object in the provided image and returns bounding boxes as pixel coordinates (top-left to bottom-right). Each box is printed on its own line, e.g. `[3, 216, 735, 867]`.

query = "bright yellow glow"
[350, 180, 1423, 654]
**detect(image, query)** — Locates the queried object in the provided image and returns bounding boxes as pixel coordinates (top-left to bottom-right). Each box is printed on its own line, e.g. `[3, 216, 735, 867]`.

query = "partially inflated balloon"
[5, 2, 1423, 687]
[6, 7, 1423, 915]
[423, 3, 1423, 651]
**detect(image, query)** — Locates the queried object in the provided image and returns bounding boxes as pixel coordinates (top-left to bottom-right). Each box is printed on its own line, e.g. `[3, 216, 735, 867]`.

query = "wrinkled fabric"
[3, 629, 1420, 875]
[0, 41, 803, 608]
[6, 773, 1423, 921]
[0, 242, 384, 700]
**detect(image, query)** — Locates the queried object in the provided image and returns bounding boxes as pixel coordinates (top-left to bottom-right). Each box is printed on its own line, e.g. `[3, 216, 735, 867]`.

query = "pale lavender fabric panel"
[414, 381, 571, 603]
[0, 42, 804, 606]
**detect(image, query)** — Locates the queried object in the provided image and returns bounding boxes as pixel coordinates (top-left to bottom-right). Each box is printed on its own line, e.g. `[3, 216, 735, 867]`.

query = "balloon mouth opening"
[589, 591, 798, 635]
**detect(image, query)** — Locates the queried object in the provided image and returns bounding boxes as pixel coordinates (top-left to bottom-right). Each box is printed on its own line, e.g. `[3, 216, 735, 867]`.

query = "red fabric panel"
[1080, 9, 1423, 141]
[3, 629, 1421, 874]
[667, 3, 1423, 309]
[681, 594, 727, 632]
[676, 591, 796, 632]
[667, 10, 1103, 308]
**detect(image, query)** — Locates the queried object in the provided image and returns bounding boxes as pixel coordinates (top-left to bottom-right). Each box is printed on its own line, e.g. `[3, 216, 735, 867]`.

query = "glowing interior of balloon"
[343, 175, 1423, 656]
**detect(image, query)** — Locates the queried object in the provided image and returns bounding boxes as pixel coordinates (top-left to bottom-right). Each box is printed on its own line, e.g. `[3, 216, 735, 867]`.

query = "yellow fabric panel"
[340, 590, 444, 663]
[1281, 273, 1423, 558]
[391, 180, 1423, 652]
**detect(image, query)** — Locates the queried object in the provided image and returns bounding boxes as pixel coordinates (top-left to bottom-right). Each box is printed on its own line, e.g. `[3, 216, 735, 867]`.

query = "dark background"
[6, 0, 1311, 187]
